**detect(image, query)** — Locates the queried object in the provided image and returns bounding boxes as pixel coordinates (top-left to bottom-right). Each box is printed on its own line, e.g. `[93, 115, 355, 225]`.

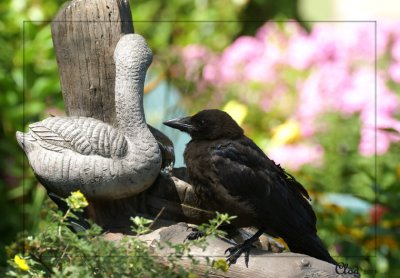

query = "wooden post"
[51, 0, 140, 230]
[51, 0, 134, 126]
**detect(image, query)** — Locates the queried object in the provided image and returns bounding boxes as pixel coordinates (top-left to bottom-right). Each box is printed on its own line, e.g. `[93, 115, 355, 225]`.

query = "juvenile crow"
[164, 109, 336, 266]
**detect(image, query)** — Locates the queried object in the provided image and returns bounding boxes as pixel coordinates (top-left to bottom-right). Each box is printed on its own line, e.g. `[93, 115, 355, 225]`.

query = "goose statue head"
[16, 34, 162, 200]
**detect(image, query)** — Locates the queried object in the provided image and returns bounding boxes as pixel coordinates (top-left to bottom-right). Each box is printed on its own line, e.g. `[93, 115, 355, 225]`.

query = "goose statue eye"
[199, 120, 206, 127]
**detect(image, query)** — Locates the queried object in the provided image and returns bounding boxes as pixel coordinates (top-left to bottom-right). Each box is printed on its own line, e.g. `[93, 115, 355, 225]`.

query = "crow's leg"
[225, 229, 264, 267]
[185, 223, 237, 241]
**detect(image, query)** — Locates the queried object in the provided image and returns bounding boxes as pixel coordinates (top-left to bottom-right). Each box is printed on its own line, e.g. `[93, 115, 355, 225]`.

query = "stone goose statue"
[16, 34, 162, 200]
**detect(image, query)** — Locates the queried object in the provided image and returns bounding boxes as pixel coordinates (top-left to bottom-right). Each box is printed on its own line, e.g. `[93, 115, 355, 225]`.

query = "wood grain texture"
[51, 0, 134, 125]
[105, 224, 359, 278]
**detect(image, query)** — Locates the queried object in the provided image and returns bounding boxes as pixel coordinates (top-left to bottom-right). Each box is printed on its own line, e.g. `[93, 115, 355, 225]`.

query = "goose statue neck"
[16, 34, 162, 200]
[114, 34, 152, 136]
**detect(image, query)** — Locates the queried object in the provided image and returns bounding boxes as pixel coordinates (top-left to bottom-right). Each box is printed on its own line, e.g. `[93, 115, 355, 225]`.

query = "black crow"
[164, 109, 336, 266]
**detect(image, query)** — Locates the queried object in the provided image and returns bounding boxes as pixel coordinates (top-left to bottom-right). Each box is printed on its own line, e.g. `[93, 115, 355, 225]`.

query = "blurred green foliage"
[0, 0, 68, 267]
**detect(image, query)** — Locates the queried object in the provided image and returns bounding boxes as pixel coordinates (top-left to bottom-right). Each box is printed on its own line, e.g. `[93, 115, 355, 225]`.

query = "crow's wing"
[210, 137, 317, 235]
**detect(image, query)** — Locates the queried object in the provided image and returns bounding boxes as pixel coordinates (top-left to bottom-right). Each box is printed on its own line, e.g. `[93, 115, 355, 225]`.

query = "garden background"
[0, 0, 399, 276]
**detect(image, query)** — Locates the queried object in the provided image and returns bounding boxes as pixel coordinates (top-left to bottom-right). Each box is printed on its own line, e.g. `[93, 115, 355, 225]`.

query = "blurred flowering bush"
[179, 21, 400, 166]
[172, 21, 400, 275]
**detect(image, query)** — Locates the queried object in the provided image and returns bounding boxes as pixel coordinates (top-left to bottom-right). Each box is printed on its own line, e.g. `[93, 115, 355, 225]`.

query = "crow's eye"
[199, 120, 206, 127]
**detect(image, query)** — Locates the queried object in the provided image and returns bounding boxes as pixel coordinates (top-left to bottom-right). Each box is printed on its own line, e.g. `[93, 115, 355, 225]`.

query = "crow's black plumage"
[164, 109, 336, 266]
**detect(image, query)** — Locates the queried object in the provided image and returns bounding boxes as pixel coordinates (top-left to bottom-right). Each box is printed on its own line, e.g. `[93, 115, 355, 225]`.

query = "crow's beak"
[163, 116, 194, 133]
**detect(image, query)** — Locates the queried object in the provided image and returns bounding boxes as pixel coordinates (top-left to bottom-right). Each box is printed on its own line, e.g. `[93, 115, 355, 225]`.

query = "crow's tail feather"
[286, 234, 337, 265]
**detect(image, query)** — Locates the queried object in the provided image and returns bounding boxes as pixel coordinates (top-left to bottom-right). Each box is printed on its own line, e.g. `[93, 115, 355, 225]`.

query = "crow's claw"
[225, 242, 254, 267]
[185, 227, 205, 241]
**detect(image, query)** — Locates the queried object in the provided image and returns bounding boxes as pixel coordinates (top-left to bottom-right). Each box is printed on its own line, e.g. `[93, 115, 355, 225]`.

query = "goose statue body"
[16, 34, 161, 199]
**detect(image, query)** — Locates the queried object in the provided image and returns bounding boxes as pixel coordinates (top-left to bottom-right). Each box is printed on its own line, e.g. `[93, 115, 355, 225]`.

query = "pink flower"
[359, 77, 400, 156]
[347, 23, 375, 61]
[267, 144, 324, 171]
[389, 62, 400, 83]
[376, 22, 394, 57]
[309, 24, 350, 66]
[202, 61, 219, 84]
[182, 44, 209, 61]
[308, 23, 375, 66]
[359, 118, 399, 157]
[296, 70, 326, 120]
[318, 64, 352, 109]
[359, 126, 396, 156]
[286, 35, 315, 70]
[260, 85, 287, 112]
[258, 21, 307, 69]
[391, 38, 400, 61]
[256, 21, 304, 43]
[338, 67, 375, 115]
[218, 36, 264, 83]
[182, 45, 211, 80]
[255, 22, 280, 43]
[365, 74, 399, 121]
[244, 51, 277, 82]
[295, 63, 351, 127]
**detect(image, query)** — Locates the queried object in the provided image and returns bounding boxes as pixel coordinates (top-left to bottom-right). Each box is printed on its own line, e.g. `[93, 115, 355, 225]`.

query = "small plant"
[4, 191, 234, 277]
[154, 212, 235, 277]
[197, 212, 236, 239]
